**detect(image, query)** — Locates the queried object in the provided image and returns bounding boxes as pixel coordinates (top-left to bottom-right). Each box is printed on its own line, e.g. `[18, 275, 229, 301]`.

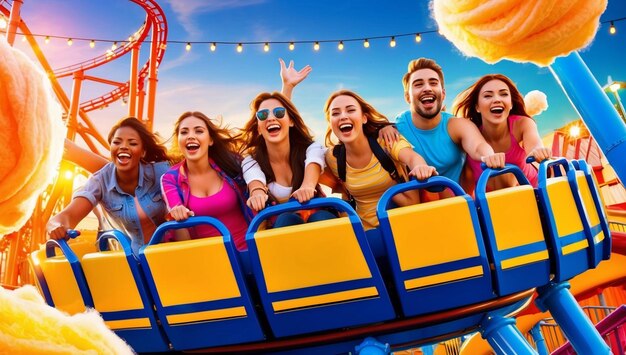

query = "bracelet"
[249, 186, 268, 196]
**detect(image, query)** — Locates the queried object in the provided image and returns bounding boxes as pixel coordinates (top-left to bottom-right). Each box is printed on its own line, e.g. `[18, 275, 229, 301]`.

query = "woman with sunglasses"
[323, 90, 437, 231]
[47, 117, 174, 254]
[240, 90, 335, 227]
[453, 74, 551, 192]
[160, 112, 253, 250]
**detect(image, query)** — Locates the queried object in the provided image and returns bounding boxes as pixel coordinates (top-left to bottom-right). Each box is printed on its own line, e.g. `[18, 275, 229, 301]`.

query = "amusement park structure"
[2, 1, 626, 354]
[0, 0, 167, 288]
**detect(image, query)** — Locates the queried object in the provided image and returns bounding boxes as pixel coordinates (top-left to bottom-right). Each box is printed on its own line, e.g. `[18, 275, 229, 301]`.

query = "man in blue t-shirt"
[380, 58, 504, 184]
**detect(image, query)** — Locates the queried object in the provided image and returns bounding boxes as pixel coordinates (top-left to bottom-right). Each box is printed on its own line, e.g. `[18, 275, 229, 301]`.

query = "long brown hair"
[323, 89, 392, 147]
[172, 111, 243, 179]
[239, 92, 314, 190]
[453, 74, 529, 128]
[108, 117, 172, 163]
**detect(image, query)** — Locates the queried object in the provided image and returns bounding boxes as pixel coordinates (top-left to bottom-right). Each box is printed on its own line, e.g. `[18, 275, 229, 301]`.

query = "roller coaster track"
[0, 0, 168, 287]
[0, 0, 167, 114]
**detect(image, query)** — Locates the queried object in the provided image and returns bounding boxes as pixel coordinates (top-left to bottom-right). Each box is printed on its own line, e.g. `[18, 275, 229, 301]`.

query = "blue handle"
[149, 216, 231, 245]
[97, 230, 133, 253]
[248, 197, 355, 234]
[526, 156, 536, 164]
[476, 163, 532, 194]
[538, 157, 571, 179]
[378, 176, 465, 211]
[45, 229, 81, 258]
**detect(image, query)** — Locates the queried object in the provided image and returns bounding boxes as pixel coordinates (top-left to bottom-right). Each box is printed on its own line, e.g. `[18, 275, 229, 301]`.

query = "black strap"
[332, 135, 402, 183]
[367, 135, 402, 183]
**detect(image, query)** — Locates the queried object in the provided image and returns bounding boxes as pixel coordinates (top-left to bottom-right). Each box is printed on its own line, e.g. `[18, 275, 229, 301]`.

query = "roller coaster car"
[29, 162, 611, 353]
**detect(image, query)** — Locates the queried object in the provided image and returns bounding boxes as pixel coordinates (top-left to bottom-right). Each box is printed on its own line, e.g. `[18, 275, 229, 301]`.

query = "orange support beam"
[129, 46, 140, 117]
[5, 0, 23, 46]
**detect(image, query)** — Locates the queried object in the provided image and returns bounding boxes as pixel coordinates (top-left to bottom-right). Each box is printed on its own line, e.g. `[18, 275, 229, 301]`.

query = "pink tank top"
[468, 115, 538, 188]
[187, 181, 249, 250]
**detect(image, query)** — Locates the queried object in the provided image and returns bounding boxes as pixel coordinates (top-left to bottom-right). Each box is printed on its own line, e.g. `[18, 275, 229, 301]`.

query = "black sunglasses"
[256, 107, 286, 121]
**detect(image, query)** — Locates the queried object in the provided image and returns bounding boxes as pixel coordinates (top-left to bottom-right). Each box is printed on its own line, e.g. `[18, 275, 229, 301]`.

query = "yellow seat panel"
[254, 216, 372, 293]
[487, 186, 546, 251]
[143, 237, 241, 307]
[81, 251, 145, 312]
[387, 196, 479, 271]
[40, 257, 85, 315]
[547, 177, 584, 237]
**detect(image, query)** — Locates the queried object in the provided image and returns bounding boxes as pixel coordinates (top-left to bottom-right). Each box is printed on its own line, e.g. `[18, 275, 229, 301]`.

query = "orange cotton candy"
[432, 0, 608, 66]
[0, 38, 65, 234]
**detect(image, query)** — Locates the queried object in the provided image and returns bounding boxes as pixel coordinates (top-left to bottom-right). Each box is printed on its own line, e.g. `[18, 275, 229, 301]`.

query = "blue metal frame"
[536, 282, 610, 354]
[570, 159, 612, 264]
[474, 164, 551, 296]
[139, 217, 264, 350]
[30, 249, 54, 307]
[44, 234, 94, 308]
[246, 198, 395, 337]
[93, 230, 170, 353]
[536, 158, 592, 282]
[377, 176, 494, 316]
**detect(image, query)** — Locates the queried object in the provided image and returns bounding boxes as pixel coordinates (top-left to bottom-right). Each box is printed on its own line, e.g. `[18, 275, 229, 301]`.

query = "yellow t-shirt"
[325, 137, 411, 230]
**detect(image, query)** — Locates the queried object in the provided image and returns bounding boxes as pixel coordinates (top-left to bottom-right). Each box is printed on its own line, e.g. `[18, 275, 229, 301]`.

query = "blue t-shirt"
[73, 161, 170, 254]
[395, 110, 466, 182]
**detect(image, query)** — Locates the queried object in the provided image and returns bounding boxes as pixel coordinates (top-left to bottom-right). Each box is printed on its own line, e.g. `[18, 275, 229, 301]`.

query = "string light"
[3, 16, 623, 54]
[22, 35, 26, 42]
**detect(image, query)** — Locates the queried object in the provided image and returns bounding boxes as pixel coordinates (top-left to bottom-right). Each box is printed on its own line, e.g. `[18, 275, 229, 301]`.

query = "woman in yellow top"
[322, 90, 437, 230]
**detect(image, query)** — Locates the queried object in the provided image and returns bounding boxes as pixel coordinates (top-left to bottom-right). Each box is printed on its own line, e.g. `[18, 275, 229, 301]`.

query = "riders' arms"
[46, 197, 93, 240]
[517, 116, 551, 162]
[64, 138, 109, 173]
[279, 58, 312, 100]
[449, 119, 505, 168]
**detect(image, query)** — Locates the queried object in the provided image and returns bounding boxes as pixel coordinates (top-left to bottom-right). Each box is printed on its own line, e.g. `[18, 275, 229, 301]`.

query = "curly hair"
[323, 89, 392, 147]
[107, 117, 172, 163]
[239, 92, 314, 190]
[172, 111, 243, 179]
[453, 74, 529, 128]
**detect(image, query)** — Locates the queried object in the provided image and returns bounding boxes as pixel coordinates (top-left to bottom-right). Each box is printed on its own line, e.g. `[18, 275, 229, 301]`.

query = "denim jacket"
[73, 161, 170, 254]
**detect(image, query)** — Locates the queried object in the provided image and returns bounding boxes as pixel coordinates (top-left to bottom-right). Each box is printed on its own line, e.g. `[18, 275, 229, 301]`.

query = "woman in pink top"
[454, 74, 551, 192]
[160, 112, 252, 250]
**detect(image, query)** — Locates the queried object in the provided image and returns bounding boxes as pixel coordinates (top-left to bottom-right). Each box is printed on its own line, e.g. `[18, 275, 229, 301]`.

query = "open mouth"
[186, 142, 200, 153]
[420, 95, 435, 105]
[116, 152, 131, 164]
[490, 107, 504, 114]
[267, 124, 281, 134]
[339, 123, 354, 133]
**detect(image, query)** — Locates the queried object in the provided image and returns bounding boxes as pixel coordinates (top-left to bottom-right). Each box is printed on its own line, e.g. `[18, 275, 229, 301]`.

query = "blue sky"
[9, 0, 626, 149]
